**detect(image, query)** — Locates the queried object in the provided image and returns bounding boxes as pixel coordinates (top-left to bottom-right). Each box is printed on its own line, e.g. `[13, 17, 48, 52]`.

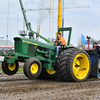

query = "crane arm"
[19, 0, 53, 43]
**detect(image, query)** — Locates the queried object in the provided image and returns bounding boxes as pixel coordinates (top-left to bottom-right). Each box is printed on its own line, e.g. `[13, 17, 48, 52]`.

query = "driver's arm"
[60, 43, 66, 45]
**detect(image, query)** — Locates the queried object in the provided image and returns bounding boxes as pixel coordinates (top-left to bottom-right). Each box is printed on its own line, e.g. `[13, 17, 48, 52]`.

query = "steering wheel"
[55, 40, 62, 46]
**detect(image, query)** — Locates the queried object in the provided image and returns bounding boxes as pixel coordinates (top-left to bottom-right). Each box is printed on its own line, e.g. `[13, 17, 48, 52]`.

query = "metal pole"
[62, 0, 64, 37]
[88, 39, 90, 49]
[19, 0, 31, 31]
[52, 0, 54, 40]
[7, 0, 9, 46]
[23, 2, 27, 31]
[57, 0, 62, 36]
[49, 0, 51, 41]
[17, 9, 19, 33]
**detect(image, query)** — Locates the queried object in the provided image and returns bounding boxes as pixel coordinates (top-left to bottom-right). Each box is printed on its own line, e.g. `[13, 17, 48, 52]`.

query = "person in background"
[3, 50, 6, 54]
[93, 42, 100, 58]
[70, 44, 73, 47]
[55, 33, 66, 58]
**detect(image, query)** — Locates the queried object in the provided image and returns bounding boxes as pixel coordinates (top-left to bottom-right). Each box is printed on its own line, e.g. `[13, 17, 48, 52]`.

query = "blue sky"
[0, 0, 100, 46]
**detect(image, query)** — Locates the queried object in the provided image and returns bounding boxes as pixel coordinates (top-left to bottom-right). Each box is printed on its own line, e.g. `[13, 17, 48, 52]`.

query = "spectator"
[93, 42, 100, 58]
[70, 44, 73, 47]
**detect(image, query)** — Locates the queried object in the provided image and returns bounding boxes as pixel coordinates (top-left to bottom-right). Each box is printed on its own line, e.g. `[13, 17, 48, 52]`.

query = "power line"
[25, 6, 90, 11]
[64, 6, 90, 9]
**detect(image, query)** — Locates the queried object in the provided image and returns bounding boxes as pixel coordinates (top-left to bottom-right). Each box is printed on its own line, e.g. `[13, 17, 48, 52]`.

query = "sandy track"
[0, 63, 100, 100]
[0, 73, 100, 100]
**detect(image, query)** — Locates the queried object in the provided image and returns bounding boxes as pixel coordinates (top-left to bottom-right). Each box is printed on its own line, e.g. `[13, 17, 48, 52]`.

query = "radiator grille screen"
[28, 44, 35, 56]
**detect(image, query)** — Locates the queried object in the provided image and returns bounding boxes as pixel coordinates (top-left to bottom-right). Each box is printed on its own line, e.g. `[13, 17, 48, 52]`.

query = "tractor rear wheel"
[57, 48, 91, 82]
[24, 58, 42, 79]
[2, 60, 19, 75]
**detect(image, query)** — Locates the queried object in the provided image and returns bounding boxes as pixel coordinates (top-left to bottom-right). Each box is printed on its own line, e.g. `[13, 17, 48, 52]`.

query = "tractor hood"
[14, 37, 55, 50]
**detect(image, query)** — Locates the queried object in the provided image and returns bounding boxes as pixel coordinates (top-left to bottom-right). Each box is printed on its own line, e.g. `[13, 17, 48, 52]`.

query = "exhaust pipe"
[36, 25, 40, 41]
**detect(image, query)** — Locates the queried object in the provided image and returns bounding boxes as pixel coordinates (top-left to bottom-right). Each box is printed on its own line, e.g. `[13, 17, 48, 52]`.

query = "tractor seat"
[59, 45, 66, 51]
[61, 45, 66, 48]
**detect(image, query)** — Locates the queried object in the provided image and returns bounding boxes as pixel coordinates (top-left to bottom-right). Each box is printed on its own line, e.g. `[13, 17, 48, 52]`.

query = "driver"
[55, 33, 66, 58]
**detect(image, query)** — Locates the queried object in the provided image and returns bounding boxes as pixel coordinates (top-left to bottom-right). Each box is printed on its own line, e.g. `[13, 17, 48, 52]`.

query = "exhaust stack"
[36, 25, 40, 41]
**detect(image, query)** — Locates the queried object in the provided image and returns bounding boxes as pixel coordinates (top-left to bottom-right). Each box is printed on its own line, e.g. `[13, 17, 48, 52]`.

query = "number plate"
[0, 56, 4, 62]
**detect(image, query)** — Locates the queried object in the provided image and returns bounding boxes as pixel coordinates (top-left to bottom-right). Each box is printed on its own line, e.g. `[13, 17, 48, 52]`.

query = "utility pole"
[49, 0, 51, 41]
[62, 0, 64, 37]
[52, 0, 54, 40]
[7, 0, 9, 46]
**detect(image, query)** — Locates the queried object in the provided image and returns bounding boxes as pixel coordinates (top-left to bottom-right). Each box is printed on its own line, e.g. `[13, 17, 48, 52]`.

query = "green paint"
[0, 26, 72, 71]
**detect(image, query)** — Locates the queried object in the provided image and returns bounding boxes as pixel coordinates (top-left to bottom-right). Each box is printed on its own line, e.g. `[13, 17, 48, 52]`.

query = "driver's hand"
[53, 40, 56, 42]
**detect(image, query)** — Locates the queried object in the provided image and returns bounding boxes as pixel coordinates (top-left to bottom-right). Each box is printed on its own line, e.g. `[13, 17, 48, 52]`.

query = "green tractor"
[0, 0, 92, 82]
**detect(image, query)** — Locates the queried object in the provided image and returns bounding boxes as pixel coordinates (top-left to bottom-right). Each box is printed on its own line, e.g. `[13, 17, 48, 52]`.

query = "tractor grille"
[28, 44, 35, 56]
[15, 39, 20, 42]
[14, 39, 22, 53]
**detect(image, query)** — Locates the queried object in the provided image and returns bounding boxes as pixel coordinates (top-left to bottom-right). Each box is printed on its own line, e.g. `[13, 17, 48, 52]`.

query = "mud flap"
[97, 60, 100, 78]
[89, 53, 99, 77]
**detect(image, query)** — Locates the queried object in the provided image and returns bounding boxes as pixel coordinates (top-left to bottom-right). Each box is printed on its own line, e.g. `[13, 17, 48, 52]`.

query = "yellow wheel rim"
[73, 53, 90, 79]
[46, 69, 56, 75]
[8, 63, 16, 71]
[30, 63, 38, 74]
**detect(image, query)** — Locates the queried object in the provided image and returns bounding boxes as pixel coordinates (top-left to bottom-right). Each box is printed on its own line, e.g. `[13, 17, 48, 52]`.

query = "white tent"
[0, 40, 14, 46]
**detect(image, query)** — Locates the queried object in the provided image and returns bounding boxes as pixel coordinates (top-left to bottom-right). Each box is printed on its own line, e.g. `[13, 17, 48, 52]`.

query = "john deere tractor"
[0, 0, 99, 82]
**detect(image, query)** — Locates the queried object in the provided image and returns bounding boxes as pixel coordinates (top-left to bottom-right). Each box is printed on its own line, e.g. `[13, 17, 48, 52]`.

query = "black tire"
[39, 68, 57, 79]
[24, 58, 42, 79]
[2, 60, 19, 75]
[57, 48, 91, 82]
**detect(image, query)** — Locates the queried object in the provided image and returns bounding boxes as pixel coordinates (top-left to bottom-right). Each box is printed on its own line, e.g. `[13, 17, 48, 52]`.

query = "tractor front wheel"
[2, 60, 19, 75]
[24, 58, 42, 79]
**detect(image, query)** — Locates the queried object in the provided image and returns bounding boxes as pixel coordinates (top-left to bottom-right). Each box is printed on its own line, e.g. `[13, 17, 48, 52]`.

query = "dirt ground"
[0, 63, 100, 100]
[0, 74, 100, 100]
